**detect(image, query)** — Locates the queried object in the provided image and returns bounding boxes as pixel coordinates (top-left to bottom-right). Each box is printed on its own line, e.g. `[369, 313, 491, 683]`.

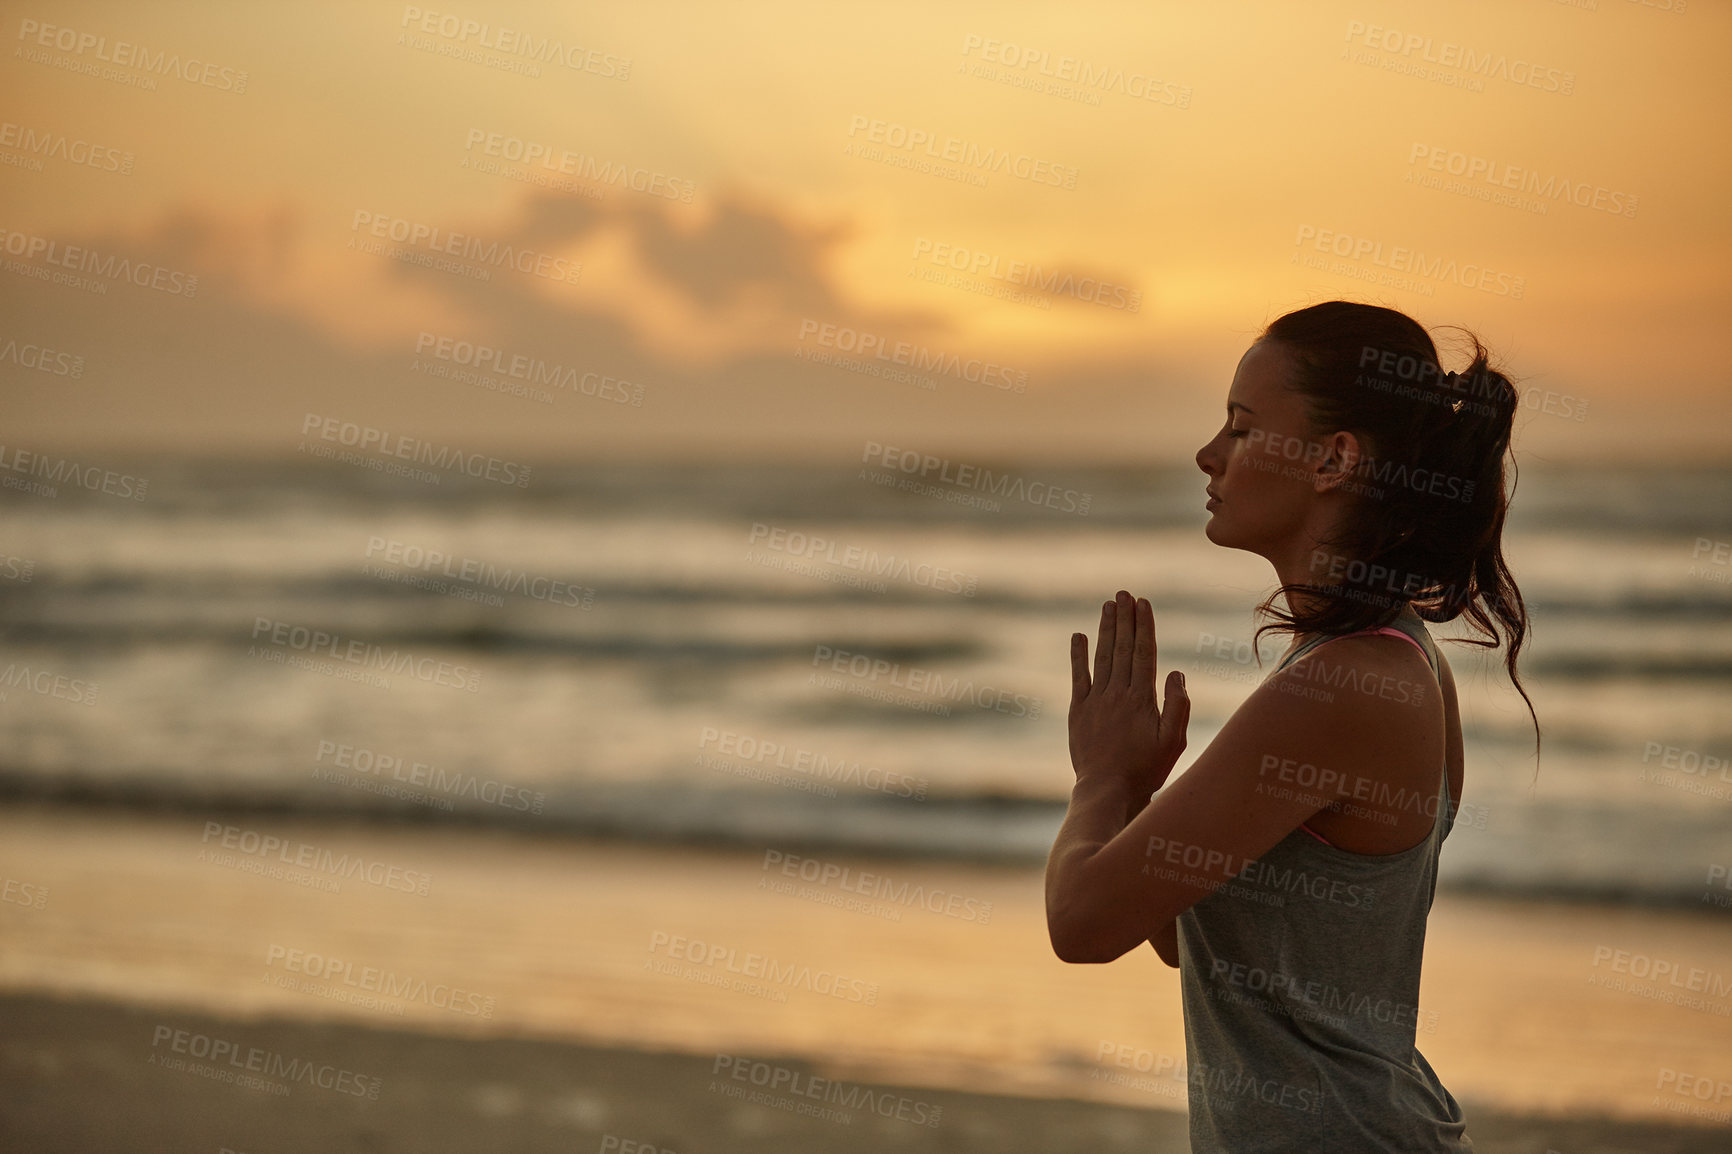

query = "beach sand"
[1, 802, 1729, 1149]
[5, 990, 1731, 1154]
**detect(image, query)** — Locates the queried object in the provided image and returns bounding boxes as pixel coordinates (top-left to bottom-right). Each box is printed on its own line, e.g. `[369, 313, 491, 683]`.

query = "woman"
[1045, 300, 1538, 1151]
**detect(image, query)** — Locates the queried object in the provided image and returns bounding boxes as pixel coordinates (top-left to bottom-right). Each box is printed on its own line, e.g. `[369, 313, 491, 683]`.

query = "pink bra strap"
[1347, 625, 1430, 665]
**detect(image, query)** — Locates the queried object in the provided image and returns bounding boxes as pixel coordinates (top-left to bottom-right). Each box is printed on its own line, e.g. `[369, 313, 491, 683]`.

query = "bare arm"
[1149, 920, 1179, 968]
[1438, 648, 1465, 816]
[1047, 597, 1435, 964]
[1125, 789, 1181, 968]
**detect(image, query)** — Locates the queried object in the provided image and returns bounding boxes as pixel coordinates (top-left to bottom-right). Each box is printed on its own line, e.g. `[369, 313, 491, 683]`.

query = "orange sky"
[1, 0, 1727, 463]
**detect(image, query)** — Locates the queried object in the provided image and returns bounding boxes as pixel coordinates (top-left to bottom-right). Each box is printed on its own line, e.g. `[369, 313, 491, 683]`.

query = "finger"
[1092, 600, 1114, 686]
[1161, 669, 1190, 756]
[1111, 590, 1135, 687]
[1130, 596, 1155, 699]
[1069, 632, 1091, 707]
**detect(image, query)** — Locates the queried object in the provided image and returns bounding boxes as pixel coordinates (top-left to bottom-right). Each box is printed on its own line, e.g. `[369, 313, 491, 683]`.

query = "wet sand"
[1, 802, 1729, 1147]
[5, 989, 1731, 1154]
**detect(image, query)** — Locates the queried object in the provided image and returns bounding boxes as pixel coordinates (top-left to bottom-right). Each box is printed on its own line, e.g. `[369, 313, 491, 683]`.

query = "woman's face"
[1194, 340, 1329, 556]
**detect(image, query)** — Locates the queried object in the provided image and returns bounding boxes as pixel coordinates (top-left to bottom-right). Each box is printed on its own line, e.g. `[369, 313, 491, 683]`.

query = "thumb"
[1161, 670, 1190, 746]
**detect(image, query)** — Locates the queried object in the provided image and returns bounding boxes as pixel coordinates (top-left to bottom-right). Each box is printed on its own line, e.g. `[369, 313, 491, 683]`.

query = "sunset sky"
[2, 0, 1727, 463]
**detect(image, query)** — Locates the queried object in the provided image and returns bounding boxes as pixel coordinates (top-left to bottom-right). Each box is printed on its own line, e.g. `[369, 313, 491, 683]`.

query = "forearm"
[1122, 790, 1179, 967]
[1045, 774, 1139, 951]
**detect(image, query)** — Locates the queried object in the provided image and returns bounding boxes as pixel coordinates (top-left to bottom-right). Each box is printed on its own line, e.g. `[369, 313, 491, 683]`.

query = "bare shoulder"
[1260, 632, 1440, 730]
[1253, 632, 1447, 851]
[1187, 630, 1440, 796]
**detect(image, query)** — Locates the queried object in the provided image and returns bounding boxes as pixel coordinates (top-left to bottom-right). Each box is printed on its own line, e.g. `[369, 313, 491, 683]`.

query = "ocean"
[1, 456, 1728, 907]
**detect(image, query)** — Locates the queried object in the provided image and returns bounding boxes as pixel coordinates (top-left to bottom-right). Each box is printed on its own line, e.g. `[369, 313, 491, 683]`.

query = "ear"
[1313, 429, 1363, 494]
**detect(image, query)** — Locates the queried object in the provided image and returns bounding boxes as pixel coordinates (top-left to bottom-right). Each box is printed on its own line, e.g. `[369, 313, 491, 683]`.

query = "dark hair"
[1250, 299, 1539, 764]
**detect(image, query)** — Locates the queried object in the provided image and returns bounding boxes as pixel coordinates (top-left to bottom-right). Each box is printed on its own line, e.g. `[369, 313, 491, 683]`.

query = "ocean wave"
[3, 770, 1725, 911]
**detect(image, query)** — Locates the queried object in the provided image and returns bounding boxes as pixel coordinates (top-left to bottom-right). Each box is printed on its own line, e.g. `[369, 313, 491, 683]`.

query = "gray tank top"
[1174, 607, 1472, 1151]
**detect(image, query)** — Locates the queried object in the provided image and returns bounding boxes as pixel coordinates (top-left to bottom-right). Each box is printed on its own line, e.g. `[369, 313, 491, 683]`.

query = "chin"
[1203, 514, 1253, 553]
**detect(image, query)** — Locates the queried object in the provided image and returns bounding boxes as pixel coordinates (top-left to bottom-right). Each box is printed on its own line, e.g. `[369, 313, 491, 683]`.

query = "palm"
[1068, 591, 1189, 794]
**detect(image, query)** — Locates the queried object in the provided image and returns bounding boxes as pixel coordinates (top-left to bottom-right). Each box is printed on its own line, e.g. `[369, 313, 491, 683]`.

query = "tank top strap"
[1272, 608, 1453, 847]
[1273, 607, 1440, 685]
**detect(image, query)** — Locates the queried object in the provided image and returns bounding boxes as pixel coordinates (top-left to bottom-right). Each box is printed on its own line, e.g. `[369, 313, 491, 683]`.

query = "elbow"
[1045, 856, 1140, 964]
[1046, 916, 1119, 965]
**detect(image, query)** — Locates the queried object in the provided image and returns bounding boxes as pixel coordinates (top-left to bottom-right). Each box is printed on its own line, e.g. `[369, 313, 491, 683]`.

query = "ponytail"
[1250, 301, 1540, 768]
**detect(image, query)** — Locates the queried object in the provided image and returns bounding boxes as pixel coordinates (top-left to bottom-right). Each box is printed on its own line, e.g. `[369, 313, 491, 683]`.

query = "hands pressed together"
[1068, 590, 1191, 799]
